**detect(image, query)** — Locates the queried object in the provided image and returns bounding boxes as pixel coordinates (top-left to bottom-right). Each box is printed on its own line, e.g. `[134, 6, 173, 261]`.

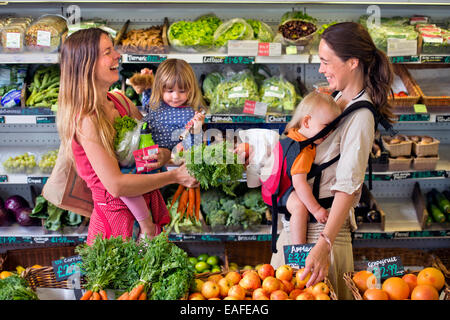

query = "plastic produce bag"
[259, 75, 298, 113]
[210, 69, 259, 114]
[168, 13, 222, 53]
[246, 19, 274, 42]
[202, 71, 225, 103]
[213, 18, 255, 51]
[25, 14, 67, 52]
[114, 117, 144, 168]
[277, 11, 318, 46]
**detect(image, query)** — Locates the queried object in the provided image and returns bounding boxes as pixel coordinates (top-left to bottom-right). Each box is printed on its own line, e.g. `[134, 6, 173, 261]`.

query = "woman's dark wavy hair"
[321, 22, 395, 123]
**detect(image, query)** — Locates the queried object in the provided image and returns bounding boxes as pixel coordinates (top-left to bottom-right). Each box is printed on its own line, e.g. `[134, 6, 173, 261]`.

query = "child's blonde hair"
[148, 58, 204, 110]
[285, 91, 341, 132]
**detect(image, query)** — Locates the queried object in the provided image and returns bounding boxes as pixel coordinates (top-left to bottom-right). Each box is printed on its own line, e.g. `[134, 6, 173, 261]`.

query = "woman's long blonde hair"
[57, 28, 116, 164]
[148, 58, 204, 110]
[285, 91, 341, 132]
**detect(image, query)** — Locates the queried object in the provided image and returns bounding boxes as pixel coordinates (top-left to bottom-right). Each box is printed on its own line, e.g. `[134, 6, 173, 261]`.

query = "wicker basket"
[23, 266, 87, 291]
[407, 65, 450, 107]
[388, 64, 421, 108]
[388, 157, 412, 171]
[382, 135, 412, 158]
[345, 247, 449, 300]
[411, 137, 440, 157]
[1, 246, 77, 271]
[224, 241, 272, 271]
[412, 156, 439, 171]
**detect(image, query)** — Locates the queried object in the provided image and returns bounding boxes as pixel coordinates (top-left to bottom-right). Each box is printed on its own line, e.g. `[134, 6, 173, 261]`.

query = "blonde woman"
[57, 28, 198, 245]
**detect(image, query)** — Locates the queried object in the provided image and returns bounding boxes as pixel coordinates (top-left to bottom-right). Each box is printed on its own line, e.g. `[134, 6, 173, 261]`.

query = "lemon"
[206, 255, 219, 266]
[197, 254, 209, 262]
[16, 266, 25, 275]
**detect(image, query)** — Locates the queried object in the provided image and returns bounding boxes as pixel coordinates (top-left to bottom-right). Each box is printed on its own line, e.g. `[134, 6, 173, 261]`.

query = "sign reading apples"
[283, 244, 314, 268]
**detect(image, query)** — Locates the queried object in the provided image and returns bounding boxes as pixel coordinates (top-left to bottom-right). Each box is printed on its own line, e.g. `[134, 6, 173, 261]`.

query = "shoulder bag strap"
[107, 91, 131, 117]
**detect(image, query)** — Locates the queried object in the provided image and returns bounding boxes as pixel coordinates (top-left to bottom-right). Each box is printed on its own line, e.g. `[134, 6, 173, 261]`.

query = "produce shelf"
[0, 53, 59, 64]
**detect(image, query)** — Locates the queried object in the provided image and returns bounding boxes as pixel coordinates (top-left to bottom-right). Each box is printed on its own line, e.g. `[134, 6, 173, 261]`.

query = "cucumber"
[429, 203, 446, 223]
[431, 188, 450, 214]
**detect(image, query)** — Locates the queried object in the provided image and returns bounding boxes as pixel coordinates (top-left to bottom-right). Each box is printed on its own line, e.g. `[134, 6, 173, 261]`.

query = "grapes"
[39, 149, 58, 173]
[3, 152, 37, 174]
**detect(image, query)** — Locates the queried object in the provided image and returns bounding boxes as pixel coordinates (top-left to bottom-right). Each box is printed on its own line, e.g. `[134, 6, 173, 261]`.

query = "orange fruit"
[0, 271, 13, 279]
[363, 288, 389, 300]
[352, 270, 374, 292]
[402, 274, 417, 295]
[411, 284, 439, 300]
[417, 267, 445, 291]
[382, 277, 410, 300]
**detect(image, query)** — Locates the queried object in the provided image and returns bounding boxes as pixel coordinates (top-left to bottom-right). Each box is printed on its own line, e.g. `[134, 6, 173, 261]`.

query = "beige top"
[311, 90, 375, 207]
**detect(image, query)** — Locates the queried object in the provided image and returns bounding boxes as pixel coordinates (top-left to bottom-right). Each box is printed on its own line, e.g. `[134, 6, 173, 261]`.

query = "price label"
[6, 32, 21, 49]
[436, 115, 450, 122]
[366, 256, 405, 281]
[0, 175, 8, 183]
[286, 46, 297, 55]
[414, 104, 428, 113]
[258, 42, 270, 56]
[223, 56, 255, 64]
[52, 255, 84, 282]
[243, 100, 267, 117]
[36, 116, 55, 124]
[283, 244, 314, 268]
[36, 30, 51, 47]
[0, 116, 4, 123]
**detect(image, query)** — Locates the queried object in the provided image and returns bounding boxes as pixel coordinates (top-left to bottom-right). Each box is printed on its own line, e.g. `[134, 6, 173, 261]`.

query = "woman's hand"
[234, 142, 253, 167]
[298, 238, 330, 287]
[143, 147, 171, 170]
[174, 164, 199, 188]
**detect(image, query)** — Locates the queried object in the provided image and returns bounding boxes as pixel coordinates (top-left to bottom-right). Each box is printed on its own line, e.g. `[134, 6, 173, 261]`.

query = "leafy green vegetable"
[259, 76, 298, 113]
[246, 19, 274, 42]
[183, 141, 245, 196]
[168, 14, 222, 51]
[202, 71, 224, 103]
[210, 69, 259, 114]
[76, 235, 141, 292]
[213, 18, 254, 49]
[113, 115, 137, 150]
[0, 274, 38, 300]
[139, 233, 195, 300]
[281, 11, 317, 24]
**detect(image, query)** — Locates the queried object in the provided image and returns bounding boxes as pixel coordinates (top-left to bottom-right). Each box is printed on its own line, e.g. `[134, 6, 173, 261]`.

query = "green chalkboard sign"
[283, 244, 314, 268]
[366, 256, 405, 281]
[52, 255, 84, 282]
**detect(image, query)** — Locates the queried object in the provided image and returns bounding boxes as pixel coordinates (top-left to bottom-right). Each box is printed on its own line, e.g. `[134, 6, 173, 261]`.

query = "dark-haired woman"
[270, 22, 395, 299]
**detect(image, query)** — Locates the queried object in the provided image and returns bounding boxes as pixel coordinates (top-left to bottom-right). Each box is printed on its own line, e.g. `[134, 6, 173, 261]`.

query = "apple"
[315, 293, 331, 300]
[239, 271, 261, 292]
[242, 265, 254, 271]
[252, 288, 270, 300]
[229, 262, 239, 271]
[255, 264, 264, 272]
[201, 280, 220, 299]
[190, 279, 204, 293]
[295, 268, 311, 289]
[209, 298, 221, 300]
[296, 292, 315, 300]
[312, 282, 330, 296]
[281, 279, 294, 294]
[223, 296, 238, 300]
[262, 276, 281, 294]
[208, 274, 224, 283]
[225, 271, 242, 285]
[218, 277, 233, 298]
[227, 285, 246, 300]
[257, 264, 275, 280]
[188, 292, 205, 300]
[289, 288, 304, 300]
[276, 265, 293, 281]
[270, 290, 289, 300]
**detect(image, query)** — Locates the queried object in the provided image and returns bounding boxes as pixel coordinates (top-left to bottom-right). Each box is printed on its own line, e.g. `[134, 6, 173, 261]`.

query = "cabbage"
[246, 19, 274, 42]
[259, 76, 298, 113]
[210, 69, 259, 114]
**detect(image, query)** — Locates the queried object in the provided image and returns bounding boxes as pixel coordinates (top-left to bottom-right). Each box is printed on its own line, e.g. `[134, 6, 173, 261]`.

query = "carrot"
[170, 185, 185, 210]
[80, 289, 93, 300]
[195, 187, 201, 221]
[187, 188, 195, 219]
[99, 289, 108, 301]
[138, 291, 147, 300]
[117, 291, 129, 300]
[93, 291, 101, 300]
[129, 284, 145, 300]
[177, 189, 189, 216]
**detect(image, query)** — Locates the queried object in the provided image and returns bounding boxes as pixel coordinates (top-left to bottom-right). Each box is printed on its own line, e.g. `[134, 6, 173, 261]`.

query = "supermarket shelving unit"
[0, 1, 449, 254]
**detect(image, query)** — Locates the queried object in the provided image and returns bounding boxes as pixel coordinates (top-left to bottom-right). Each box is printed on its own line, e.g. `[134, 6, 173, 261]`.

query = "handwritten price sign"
[52, 255, 84, 282]
[366, 256, 405, 282]
[283, 244, 314, 268]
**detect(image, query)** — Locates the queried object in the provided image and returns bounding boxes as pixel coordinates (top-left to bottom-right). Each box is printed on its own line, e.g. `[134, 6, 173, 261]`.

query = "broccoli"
[220, 198, 236, 213]
[243, 189, 266, 214]
[206, 209, 228, 227]
[243, 209, 263, 229]
[226, 204, 247, 227]
[200, 189, 222, 214]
